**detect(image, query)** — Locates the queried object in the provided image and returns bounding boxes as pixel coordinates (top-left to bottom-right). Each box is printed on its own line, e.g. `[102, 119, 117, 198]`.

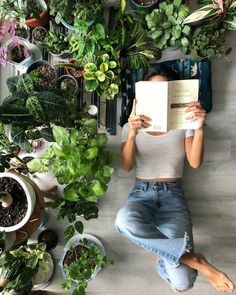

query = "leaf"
[27, 158, 48, 173]
[95, 70, 106, 82]
[64, 185, 79, 202]
[108, 61, 117, 69]
[183, 4, 222, 24]
[85, 147, 98, 160]
[64, 225, 75, 241]
[11, 126, 32, 152]
[120, 0, 127, 14]
[181, 37, 189, 47]
[103, 165, 114, 177]
[92, 180, 106, 196]
[85, 80, 99, 92]
[84, 71, 96, 80]
[74, 221, 84, 234]
[99, 62, 109, 72]
[40, 127, 55, 142]
[94, 23, 105, 39]
[223, 16, 236, 30]
[173, 0, 182, 7]
[84, 63, 97, 72]
[52, 125, 70, 147]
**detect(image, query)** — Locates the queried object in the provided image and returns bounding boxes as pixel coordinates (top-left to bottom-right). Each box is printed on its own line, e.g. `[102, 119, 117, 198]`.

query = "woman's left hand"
[185, 101, 206, 129]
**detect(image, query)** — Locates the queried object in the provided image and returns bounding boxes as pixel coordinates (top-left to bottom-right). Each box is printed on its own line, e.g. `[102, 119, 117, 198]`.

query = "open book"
[135, 79, 199, 132]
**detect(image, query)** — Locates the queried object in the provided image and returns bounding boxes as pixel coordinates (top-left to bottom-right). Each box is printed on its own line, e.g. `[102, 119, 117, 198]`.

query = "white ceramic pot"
[0, 172, 36, 232]
[59, 234, 105, 285]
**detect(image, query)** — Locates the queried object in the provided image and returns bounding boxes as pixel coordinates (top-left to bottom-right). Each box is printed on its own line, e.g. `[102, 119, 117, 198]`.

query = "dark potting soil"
[63, 245, 96, 271]
[0, 177, 28, 227]
[59, 78, 76, 92]
[11, 44, 27, 63]
[31, 65, 57, 91]
[68, 67, 83, 79]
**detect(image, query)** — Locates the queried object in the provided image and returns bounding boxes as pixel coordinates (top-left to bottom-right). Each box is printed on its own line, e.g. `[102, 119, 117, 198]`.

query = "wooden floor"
[1, 33, 236, 295]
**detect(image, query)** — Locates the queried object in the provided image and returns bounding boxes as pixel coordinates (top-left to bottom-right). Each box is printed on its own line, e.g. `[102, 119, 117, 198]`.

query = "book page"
[168, 79, 199, 130]
[135, 81, 169, 132]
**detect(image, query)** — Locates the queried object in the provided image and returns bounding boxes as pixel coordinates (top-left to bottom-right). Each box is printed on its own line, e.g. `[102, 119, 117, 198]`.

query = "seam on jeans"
[174, 231, 192, 269]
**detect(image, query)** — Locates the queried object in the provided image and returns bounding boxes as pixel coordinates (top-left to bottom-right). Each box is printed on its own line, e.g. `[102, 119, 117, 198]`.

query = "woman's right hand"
[128, 99, 151, 136]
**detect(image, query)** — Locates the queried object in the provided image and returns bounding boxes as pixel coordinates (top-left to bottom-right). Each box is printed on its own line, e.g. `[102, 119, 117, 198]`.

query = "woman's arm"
[121, 99, 150, 171]
[185, 102, 206, 168]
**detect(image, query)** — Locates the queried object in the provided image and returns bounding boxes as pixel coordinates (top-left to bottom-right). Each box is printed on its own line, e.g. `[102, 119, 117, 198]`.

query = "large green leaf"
[85, 80, 99, 92]
[91, 180, 106, 196]
[40, 127, 55, 142]
[27, 158, 48, 173]
[183, 4, 222, 24]
[52, 125, 70, 147]
[85, 147, 98, 160]
[11, 127, 32, 152]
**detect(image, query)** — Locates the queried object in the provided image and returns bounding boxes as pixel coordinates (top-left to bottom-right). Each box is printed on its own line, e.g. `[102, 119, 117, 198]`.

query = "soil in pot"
[10, 44, 28, 63]
[38, 229, 58, 250]
[135, 0, 156, 4]
[66, 60, 84, 79]
[0, 177, 27, 227]
[29, 65, 57, 91]
[63, 245, 96, 272]
[58, 77, 77, 96]
[15, 25, 29, 39]
[32, 27, 48, 44]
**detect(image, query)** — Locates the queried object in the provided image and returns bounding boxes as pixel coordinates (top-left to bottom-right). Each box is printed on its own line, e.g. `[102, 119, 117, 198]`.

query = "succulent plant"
[145, 0, 191, 53]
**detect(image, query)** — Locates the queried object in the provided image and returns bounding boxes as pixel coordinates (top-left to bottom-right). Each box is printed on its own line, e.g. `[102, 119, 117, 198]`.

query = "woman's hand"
[185, 101, 206, 130]
[128, 99, 151, 136]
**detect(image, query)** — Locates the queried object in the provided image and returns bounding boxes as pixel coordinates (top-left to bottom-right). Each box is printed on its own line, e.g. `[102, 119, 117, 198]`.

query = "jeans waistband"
[135, 179, 182, 191]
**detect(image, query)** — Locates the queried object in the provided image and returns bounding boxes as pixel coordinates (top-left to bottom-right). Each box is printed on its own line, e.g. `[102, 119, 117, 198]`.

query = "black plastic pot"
[129, 0, 160, 12]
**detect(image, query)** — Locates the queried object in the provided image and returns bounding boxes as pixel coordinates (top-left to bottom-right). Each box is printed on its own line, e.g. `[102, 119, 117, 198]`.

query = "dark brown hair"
[144, 65, 179, 81]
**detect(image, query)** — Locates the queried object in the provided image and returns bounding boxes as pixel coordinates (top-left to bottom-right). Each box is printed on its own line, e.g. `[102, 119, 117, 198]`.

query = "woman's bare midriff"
[136, 177, 181, 182]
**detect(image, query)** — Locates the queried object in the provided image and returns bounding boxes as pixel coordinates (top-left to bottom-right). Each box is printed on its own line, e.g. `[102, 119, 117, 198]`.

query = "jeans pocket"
[169, 188, 184, 198]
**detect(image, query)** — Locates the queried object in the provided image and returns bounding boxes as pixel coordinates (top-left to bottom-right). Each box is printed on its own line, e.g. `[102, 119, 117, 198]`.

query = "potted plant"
[0, 243, 54, 294]
[145, 0, 191, 54]
[44, 31, 70, 58]
[129, 0, 160, 13]
[0, 171, 36, 232]
[56, 75, 78, 97]
[65, 59, 84, 79]
[84, 53, 120, 100]
[27, 122, 115, 241]
[14, 24, 30, 40]
[59, 234, 113, 295]
[0, 0, 49, 27]
[190, 26, 232, 61]
[32, 26, 48, 48]
[27, 60, 57, 92]
[183, 0, 236, 31]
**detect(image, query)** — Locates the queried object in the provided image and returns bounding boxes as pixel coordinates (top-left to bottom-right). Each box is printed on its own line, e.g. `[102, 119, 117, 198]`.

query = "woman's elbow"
[190, 162, 202, 169]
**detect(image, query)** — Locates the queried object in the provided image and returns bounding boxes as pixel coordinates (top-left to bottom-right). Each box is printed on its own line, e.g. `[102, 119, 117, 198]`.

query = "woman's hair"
[144, 65, 179, 81]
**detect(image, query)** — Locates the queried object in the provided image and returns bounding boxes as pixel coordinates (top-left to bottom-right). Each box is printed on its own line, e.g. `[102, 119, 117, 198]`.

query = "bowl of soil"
[27, 60, 57, 92]
[129, 0, 160, 12]
[59, 234, 105, 287]
[65, 59, 84, 79]
[14, 24, 30, 40]
[56, 75, 78, 97]
[38, 229, 58, 250]
[32, 26, 48, 48]
[0, 172, 36, 232]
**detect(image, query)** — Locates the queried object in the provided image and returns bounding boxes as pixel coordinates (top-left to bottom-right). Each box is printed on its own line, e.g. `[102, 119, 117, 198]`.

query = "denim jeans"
[115, 180, 197, 292]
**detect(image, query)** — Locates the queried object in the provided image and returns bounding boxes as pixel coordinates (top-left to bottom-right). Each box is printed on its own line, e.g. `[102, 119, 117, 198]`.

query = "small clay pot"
[38, 229, 58, 250]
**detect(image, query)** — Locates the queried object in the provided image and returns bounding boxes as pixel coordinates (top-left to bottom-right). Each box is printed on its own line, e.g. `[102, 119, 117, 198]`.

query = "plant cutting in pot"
[56, 75, 78, 97]
[0, 0, 48, 27]
[27, 61, 57, 92]
[44, 31, 70, 57]
[32, 26, 48, 47]
[0, 243, 54, 294]
[14, 24, 30, 40]
[27, 121, 115, 242]
[65, 60, 84, 79]
[6, 37, 31, 64]
[145, 0, 191, 54]
[129, 0, 160, 13]
[59, 234, 113, 295]
[0, 171, 36, 232]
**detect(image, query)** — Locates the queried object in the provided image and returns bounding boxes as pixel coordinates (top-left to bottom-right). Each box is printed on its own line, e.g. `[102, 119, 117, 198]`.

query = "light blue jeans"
[115, 180, 197, 292]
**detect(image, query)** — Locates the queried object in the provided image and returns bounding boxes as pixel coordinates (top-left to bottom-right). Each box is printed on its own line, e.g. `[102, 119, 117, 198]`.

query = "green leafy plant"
[0, 243, 53, 294]
[44, 31, 70, 54]
[0, 0, 47, 26]
[84, 53, 120, 100]
[27, 122, 115, 241]
[190, 26, 232, 60]
[61, 238, 113, 295]
[183, 0, 236, 30]
[145, 0, 191, 53]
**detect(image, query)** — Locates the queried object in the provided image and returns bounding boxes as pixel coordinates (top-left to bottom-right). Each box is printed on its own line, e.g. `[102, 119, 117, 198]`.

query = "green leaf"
[183, 4, 221, 25]
[99, 62, 109, 72]
[108, 61, 117, 69]
[173, 0, 182, 8]
[95, 71, 106, 82]
[64, 186, 79, 202]
[94, 23, 105, 39]
[84, 72, 96, 80]
[85, 147, 98, 160]
[85, 80, 99, 92]
[103, 165, 114, 177]
[92, 180, 106, 196]
[64, 225, 75, 241]
[181, 37, 189, 47]
[40, 127, 55, 142]
[120, 0, 127, 14]
[11, 127, 32, 153]
[52, 125, 70, 147]
[74, 221, 84, 234]
[84, 63, 97, 72]
[27, 158, 48, 173]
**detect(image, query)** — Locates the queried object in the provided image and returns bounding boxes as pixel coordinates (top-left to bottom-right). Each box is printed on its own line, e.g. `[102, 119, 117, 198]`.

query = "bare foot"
[180, 252, 235, 293]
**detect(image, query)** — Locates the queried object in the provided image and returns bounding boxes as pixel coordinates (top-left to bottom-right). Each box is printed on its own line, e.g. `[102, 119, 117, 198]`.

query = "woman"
[115, 66, 235, 293]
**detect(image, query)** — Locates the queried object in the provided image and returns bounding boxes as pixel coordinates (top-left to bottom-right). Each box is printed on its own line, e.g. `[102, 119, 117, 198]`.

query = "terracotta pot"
[26, 9, 49, 28]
